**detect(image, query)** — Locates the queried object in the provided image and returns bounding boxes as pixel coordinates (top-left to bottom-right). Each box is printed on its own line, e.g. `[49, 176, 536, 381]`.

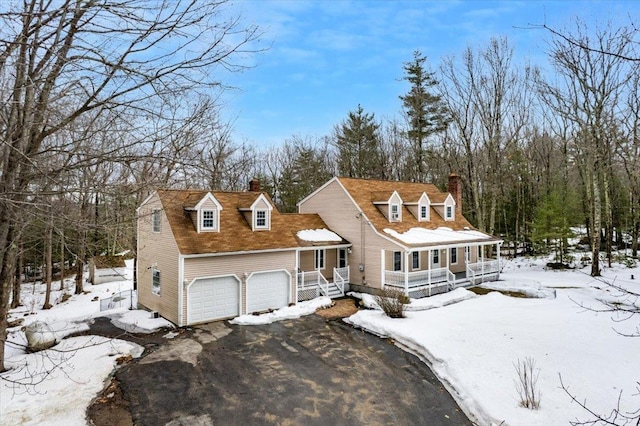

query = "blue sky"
[222, 1, 639, 147]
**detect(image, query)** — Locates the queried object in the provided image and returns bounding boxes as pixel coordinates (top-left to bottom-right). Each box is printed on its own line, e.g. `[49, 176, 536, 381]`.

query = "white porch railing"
[384, 267, 455, 295]
[297, 270, 329, 297]
[466, 260, 500, 285]
[333, 267, 349, 294]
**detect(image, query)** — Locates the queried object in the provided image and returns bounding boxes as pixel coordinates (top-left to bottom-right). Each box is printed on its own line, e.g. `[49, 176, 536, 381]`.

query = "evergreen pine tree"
[333, 105, 384, 179]
[399, 50, 448, 181]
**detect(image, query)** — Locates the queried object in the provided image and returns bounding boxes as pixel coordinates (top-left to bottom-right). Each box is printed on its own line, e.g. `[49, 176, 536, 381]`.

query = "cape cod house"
[137, 175, 502, 325]
[298, 175, 502, 298]
[137, 180, 351, 326]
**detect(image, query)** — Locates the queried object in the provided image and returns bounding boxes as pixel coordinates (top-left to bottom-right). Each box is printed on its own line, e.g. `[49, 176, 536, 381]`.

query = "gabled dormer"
[373, 190, 403, 223]
[433, 193, 456, 221]
[403, 192, 431, 222]
[186, 192, 223, 233]
[418, 193, 431, 221]
[249, 193, 273, 231]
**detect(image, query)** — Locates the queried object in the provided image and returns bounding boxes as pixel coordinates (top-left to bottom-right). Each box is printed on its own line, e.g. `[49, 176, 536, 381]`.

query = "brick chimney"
[448, 173, 462, 213]
[249, 178, 261, 192]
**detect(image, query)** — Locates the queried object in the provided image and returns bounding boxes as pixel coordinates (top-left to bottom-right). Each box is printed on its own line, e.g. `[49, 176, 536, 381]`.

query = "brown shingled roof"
[336, 177, 498, 245]
[157, 190, 348, 255]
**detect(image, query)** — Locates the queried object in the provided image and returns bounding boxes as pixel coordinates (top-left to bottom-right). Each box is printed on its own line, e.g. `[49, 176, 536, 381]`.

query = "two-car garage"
[186, 269, 291, 325]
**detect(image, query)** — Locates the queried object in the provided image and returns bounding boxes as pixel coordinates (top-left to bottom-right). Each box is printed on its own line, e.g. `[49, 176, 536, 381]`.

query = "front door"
[431, 249, 440, 269]
[338, 249, 347, 268]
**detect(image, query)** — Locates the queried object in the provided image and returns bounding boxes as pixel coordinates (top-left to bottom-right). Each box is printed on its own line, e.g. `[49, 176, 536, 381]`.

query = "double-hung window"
[390, 204, 400, 221]
[393, 251, 402, 271]
[451, 247, 458, 264]
[420, 205, 428, 220]
[446, 205, 453, 220]
[201, 210, 216, 230]
[255, 210, 267, 228]
[433, 249, 439, 264]
[412, 252, 420, 270]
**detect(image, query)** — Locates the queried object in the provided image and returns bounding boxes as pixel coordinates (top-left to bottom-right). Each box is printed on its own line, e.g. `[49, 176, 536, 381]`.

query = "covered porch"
[382, 241, 502, 298]
[296, 247, 350, 301]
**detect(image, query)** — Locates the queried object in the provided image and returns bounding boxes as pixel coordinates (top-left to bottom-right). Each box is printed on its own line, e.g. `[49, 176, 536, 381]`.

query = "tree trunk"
[0, 226, 16, 372]
[43, 220, 53, 309]
[10, 240, 23, 309]
[590, 167, 602, 277]
[59, 231, 65, 291]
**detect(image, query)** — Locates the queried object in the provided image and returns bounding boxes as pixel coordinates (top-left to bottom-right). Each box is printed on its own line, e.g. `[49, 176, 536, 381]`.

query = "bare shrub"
[374, 288, 409, 318]
[514, 357, 541, 409]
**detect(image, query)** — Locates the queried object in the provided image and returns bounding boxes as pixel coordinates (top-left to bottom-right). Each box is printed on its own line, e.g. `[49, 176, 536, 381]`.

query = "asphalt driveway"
[114, 314, 471, 426]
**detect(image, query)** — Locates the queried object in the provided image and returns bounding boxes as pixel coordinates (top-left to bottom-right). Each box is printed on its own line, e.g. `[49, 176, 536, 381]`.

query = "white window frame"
[393, 251, 402, 271]
[255, 209, 268, 229]
[433, 249, 439, 264]
[152, 209, 161, 233]
[152, 267, 161, 296]
[465, 246, 470, 262]
[412, 251, 420, 270]
[201, 210, 216, 230]
[390, 204, 400, 221]
[315, 249, 326, 270]
[446, 205, 453, 220]
[450, 247, 458, 265]
[420, 205, 428, 220]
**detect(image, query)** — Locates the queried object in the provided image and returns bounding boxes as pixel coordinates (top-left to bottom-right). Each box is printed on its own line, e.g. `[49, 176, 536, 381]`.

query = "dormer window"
[390, 204, 400, 222]
[446, 205, 453, 220]
[201, 210, 216, 230]
[420, 205, 428, 220]
[255, 210, 267, 229]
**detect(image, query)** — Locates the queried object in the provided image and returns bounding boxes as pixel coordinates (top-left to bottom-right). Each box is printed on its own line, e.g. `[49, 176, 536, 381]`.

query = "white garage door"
[188, 276, 240, 324]
[246, 270, 290, 314]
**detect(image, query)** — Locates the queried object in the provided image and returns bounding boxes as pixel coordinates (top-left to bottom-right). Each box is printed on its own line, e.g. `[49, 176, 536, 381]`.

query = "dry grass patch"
[315, 298, 360, 319]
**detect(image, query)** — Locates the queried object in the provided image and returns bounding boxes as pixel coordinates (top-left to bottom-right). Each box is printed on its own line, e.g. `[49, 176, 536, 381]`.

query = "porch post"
[496, 242, 501, 280]
[481, 244, 485, 283]
[428, 249, 432, 296]
[404, 251, 409, 295]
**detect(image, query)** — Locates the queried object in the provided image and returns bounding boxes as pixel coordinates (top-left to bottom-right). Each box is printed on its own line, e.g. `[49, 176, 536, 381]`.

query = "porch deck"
[297, 267, 349, 301]
[383, 260, 500, 298]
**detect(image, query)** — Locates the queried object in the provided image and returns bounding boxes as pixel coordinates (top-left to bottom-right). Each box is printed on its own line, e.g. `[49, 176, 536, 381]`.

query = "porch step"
[326, 283, 344, 299]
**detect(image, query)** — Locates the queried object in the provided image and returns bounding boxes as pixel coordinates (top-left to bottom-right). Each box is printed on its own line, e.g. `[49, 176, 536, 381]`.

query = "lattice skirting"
[297, 287, 319, 302]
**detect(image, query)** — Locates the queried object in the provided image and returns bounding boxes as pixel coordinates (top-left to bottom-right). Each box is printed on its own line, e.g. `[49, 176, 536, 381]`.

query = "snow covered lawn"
[1, 259, 173, 425]
[347, 256, 640, 425]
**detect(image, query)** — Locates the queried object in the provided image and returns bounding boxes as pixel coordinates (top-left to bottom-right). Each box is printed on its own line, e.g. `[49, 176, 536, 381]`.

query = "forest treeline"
[0, 2, 639, 369]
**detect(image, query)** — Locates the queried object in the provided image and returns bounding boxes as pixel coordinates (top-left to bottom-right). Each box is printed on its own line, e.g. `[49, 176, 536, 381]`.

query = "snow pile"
[1, 336, 143, 426]
[2, 258, 173, 426]
[383, 226, 491, 244]
[346, 260, 640, 425]
[230, 297, 332, 325]
[478, 279, 556, 299]
[107, 309, 174, 334]
[349, 287, 476, 311]
[296, 228, 343, 242]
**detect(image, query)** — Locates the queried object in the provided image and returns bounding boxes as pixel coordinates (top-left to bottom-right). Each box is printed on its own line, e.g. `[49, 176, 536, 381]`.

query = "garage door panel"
[246, 270, 290, 314]
[188, 276, 239, 324]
